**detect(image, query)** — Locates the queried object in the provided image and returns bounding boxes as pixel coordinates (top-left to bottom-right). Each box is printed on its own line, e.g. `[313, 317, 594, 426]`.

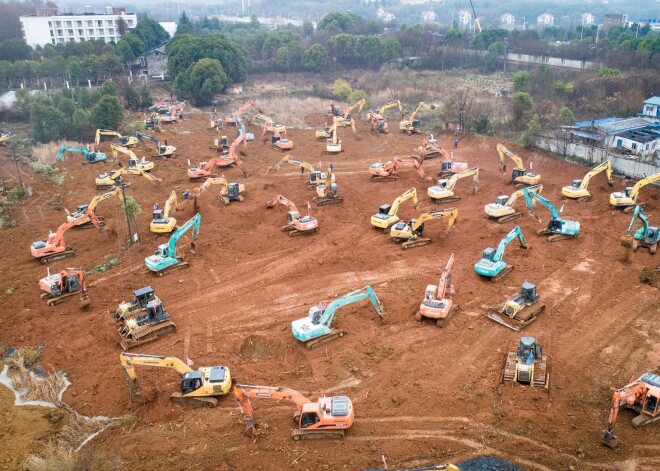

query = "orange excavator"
[265, 195, 319, 236]
[265, 126, 293, 152]
[601, 372, 660, 448]
[369, 158, 426, 182]
[38, 267, 90, 307]
[226, 100, 262, 126]
[234, 384, 354, 441]
[418, 137, 469, 176]
[31, 212, 102, 263]
[416, 253, 458, 327]
[187, 134, 248, 179]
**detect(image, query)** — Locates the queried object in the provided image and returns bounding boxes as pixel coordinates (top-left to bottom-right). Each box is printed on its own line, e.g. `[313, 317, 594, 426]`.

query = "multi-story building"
[537, 13, 555, 27]
[20, 6, 137, 47]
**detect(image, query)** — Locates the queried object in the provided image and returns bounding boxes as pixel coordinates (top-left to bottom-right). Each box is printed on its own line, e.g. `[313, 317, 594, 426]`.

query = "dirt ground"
[0, 110, 659, 471]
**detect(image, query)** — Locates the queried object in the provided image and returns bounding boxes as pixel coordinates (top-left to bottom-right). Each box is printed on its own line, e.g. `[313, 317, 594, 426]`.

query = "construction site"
[0, 98, 659, 471]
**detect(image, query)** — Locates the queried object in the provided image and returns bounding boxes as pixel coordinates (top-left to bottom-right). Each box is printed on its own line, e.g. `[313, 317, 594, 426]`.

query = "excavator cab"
[624, 187, 634, 197]
[328, 104, 340, 116]
[377, 204, 392, 215]
[495, 195, 509, 206]
[152, 209, 164, 221]
[64, 274, 81, 294]
[308, 305, 324, 324]
[519, 281, 539, 304]
[227, 183, 240, 199]
[482, 247, 497, 262]
[512, 169, 526, 180]
[181, 371, 204, 395]
[131, 286, 156, 310]
[435, 178, 450, 189]
[641, 373, 660, 416]
[440, 161, 453, 173]
[571, 179, 583, 189]
[144, 300, 170, 323]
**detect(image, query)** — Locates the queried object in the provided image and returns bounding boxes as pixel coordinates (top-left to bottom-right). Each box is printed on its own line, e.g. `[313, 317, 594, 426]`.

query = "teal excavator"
[145, 213, 201, 276]
[523, 187, 581, 242]
[474, 225, 528, 282]
[56, 145, 106, 164]
[621, 205, 659, 254]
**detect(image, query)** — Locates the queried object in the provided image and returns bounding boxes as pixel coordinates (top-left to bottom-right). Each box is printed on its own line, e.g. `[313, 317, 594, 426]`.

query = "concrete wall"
[19, 17, 52, 48]
[536, 133, 659, 179]
[505, 52, 596, 70]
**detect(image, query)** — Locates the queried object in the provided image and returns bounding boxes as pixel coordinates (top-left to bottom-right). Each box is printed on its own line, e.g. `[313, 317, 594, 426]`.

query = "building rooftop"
[644, 96, 660, 106]
[572, 117, 652, 135]
[616, 125, 660, 144]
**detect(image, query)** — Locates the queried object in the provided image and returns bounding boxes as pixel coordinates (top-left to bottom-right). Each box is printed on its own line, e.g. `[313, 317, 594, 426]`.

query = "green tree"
[471, 29, 508, 49]
[30, 104, 67, 143]
[188, 58, 227, 105]
[445, 28, 463, 42]
[318, 12, 357, 32]
[511, 92, 533, 129]
[484, 41, 505, 71]
[250, 13, 259, 29]
[347, 89, 367, 105]
[100, 80, 118, 97]
[382, 38, 402, 61]
[302, 21, 314, 38]
[92, 95, 124, 130]
[513, 71, 531, 93]
[176, 12, 194, 35]
[0, 38, 31, 61]
[332, 78, 352, 101]
[559, 107, 575, 126]
[367, 20, 383, 35]
[140, 87, 153, 108]
[303, 44, 330, 72]
[72, 109, 92, 141]
[598, 67, 621, 77]
[521, 114, 541, 148]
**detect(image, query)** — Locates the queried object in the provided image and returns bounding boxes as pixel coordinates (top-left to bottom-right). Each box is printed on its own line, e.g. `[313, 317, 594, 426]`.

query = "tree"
[484, 41, 505, 72]
[117, 17, 129, 37]
[91, 95, 124, 129]
[347, 89, 367, 104]
[318, 12, 357, 32]
[521, 114, 541, 148]
[100, 80, 118, 97]
[30, 104, 67, 143]
[0, 38, 31, 62]
[511, 92, 533, 129]
[302, 21, 314, 38]
[513, 71, 531, 93]
[559, 106, 575, 126]
[57, 97, 76, 134]
[188, 58, 227, 105]
[176, 12, 194, 35]
[382, 38, 401, 61]
[367, 20, 383, 35]
[332, 78, 352, 101]
[140, 87, 153, 108]
[303, 44, 330, 72]
[250, 13, 259, 29]
[72, 109, 92, 141]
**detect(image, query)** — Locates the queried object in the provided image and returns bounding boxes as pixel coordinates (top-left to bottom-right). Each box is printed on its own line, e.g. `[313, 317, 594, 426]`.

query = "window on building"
[106, 20, 113, 26]
[67, 29, 74, 36]
[50, 31, 54, 37]
[51, 39, 55, 44]
[98, 29, 104, 35]
[108, 28, 114, 35]
[55, 21, 61, 27]
[76, 20, 82, 27]
[48, 21, 52, 27]
[57, 29, 63, 36]
[97, 20, 103, 27]
[78, 29, 83, 35]
[127, 20, 134, 26]
[88, 29, 94, 35]
[57, 38, 63, 44]
[87, 20, 93, 27]
[632, 143, 637, 150]
[65, 21, 72, 27]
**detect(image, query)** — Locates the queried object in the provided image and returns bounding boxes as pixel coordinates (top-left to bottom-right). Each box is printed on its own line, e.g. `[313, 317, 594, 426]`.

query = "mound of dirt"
[239, 335, 282, 361]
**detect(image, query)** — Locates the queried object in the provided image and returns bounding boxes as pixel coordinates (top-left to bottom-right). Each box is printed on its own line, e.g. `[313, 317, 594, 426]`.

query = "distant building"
[566, 116, 660, 158]
[602, 14, 628, 33]
[421, 11, 436, 22]
[641, 96, 660, 124]
[133, 45, 168, 77]
[537, 13, 555, 27]
[226, 83, 243, 94]
[377, 7, 396, 23]
[500, 13, 516, 26]
[457, 9, 472, 29]
[19, 6, 136, 47]
[581, 13, 596, 25]
[644, 19, 660, 32]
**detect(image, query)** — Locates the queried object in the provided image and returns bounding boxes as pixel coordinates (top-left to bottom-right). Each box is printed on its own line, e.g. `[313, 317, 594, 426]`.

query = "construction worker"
[154, 202, 159, 211]
[454, 139, 459, 149]
[183, 189, 190, 200]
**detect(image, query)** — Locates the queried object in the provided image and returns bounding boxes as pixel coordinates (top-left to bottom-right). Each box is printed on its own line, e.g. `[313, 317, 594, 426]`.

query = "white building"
[20, 6, 137, 47]
[457, 9, 472, 29]
[641, 96, 660, 124]
[581, 13, 596, 25]
[537, 13, 555, 27]
[421, 11, 436, 22]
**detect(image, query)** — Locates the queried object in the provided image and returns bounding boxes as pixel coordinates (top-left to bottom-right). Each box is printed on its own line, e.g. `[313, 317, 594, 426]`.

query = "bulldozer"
[390, 208, 457, 250]
[113, 286, 159, 322]
[265, 195, 319, 236]
[119, 352, 232, 407]
[502, 336, 549, 388]
[621, 205, 659, 254]
[601, 372, 660, 448]
[486, 281, 545, 331]
[38, 267, 90, 307]
[234, 384, 354, 441]
[427, 167, 479, 203]
[416, 253, 459, 327]
[116, 298, 176, 350]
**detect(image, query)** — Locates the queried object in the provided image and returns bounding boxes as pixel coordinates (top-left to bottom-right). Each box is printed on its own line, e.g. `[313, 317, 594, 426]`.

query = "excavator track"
[623, 205, 636, 214]
[576, 196, 592, 203]
[40, 249, 75, 264]
[502, 352, 518, 383]
[305, 330, 346, 349]
[371, 175, 400, 183]
[491, 265, 514, 282]
[289, 227, 320, 237]
[496, 213, 523, 224]
[150, 261, 190, 277]
[434, 304, 460, 327]
[431, 196, 461, 204]
[45, 292, 80, 306]
[486, 304, 545, 331]
[546, 233, 576, 242]
[314, 197, 343, 206]
[532, 356, 548, 388]
[119, 320, 176, 350]
[170, 393, 218, 408]
[401, 238, 432, 250]
[321, 150, 341, 155]
[291, 429, 345, 441]
[631, 413, 660, 428]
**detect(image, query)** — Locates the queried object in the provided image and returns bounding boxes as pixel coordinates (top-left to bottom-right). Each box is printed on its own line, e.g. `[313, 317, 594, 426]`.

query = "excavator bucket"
[190, 240, 197, 254]
[620, 234, 633, 248]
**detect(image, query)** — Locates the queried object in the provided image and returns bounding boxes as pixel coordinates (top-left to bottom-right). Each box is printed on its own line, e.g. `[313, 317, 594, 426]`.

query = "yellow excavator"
[610, 172, 660, 212]
[95, 129, 138, 148]
[368, 100, 404, 134]
[119, 352, 232, 407]
[0, 130, 10, 145]
[136, 131, 177, 158]
[371, 187, 418, 230]
[251, 113, 286, 135]
[497, 143, 541, 187]
[336, 98, 365, 127]
[150, 190, 178, 233]
[323, 119, 357, 154]
[314, 167, 342, 206]
[562, 160, 613, 202]
[110, 144, 154, 172]
[390, 208, 458, 249]
[485, 184, 543, 224]
[428, 167, 479, 203]
[65, 186, 124, 227]
[95, 166, 160, 189]
[399, 102, 436, 134]
[268, 155, 335, 189]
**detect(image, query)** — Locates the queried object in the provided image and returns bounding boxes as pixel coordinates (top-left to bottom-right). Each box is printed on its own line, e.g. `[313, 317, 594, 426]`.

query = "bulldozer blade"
[486, 310, 523, 331]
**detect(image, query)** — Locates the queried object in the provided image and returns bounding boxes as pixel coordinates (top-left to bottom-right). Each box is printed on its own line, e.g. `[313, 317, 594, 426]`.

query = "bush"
[332, 78, 352, 101]
[30, 162, 65, 185]
[521, 114, 541, 148]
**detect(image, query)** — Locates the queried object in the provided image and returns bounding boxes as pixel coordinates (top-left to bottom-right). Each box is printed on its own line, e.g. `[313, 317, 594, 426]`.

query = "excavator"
[95, 129, 137, 148]
[486, 281, 545, 331]
[144, 111, 159, 129]
[416, 253, 458, 327]
[155, 101, 185, 124]
[369, 158, 406, 182]
[0, 129, 10, 145]
[110, 144, 154, 172]
[265, 195, 319, 236]
[428, 167, 479, 203]
[314, 167, 342, 206]
[116, 298, 176, 350]
[210, 134, 229, 151]
[236, 116, 255, 142]
[370, 187, 418, 230]
[502, 336, 549, 389]
[150, 190, 178, 233]
[209, 108, 222, 129]
[252, 113, 286, 135]
[292, 286, 386, 349]
[95, 166, 160, 189]
[474, 225, 528, 282]
[145, 213, 201, 276]
[485, 184, 543, 224]
[600, 372, 660, 448]
[119, 352, 232, 407]
[417, 137, 468, 176]
[390, 208, 458, 250]
[561, 160, 613, 202]
[399, 102, 436, 134]
[38, 267, 89, 307]
[621, 205, 659, 254]
[336, 98, 366, 127]
[610, 172, 660, 212]
[136, 131, 176, 158]
[368, 100, 404, 134]
[56, 145, 106, 164]
[322, 118, 357, 154]
[31, 213, 103, 263]
[497, 143, 541, 187]
[268, 155, 334, 189]
[234, 384, 354, 440]
[65, 186, 123, 228]
[267, 127, 294, 152]
[113, 286, 159, 322]
[188, 133, 248, 179]
[226, 100, 262, 127]
[199, 177, 245, 205]
[523, 187, 581, 242]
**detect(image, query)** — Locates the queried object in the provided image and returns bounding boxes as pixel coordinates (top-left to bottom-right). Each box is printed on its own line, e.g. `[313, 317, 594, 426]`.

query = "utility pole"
[118, 177, 133, 245]
[8, 140, 25, 188]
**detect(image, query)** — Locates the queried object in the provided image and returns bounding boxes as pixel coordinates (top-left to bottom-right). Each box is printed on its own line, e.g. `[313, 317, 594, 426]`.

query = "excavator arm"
[421, 138, 452, 162]
[123, 167, 160, 182]
[162, 191, 178, 219]
[601, 379, 649, 446]
[435, 253, 455, 299]
[167, 213, 201, 259]
[494, 225, 527, 262]
[86, 187, 123, 213]
[234, 384, 311, 431]
[119, 352, 193, 388]
[235, 100, 262, 119]
[96, 129, 121, 146]
[497, 143, 524, 171]
[272, 155, 316, 174]
[389, 188, 419, 216]
[629, 173, 660, 201]
[580, 160, 613, 189]
[111, 144, 138, 162]
[318, 286, 386, 328]
[378, 100, 405, 118]
[411, 209, 459, 238]
[506, 184, 542, 207]
[408, 102, 436, 122]
[523, 187, 558, 220]
[344, 98, 365, 118]
[446, 167, 479, 192]
[265, 194, 299, 214]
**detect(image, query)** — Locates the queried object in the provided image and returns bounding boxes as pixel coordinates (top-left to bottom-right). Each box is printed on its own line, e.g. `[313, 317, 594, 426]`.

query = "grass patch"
[5, 287, 15, 295]
[87, 255, 120, 275]
[30, 162, 66, 185]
